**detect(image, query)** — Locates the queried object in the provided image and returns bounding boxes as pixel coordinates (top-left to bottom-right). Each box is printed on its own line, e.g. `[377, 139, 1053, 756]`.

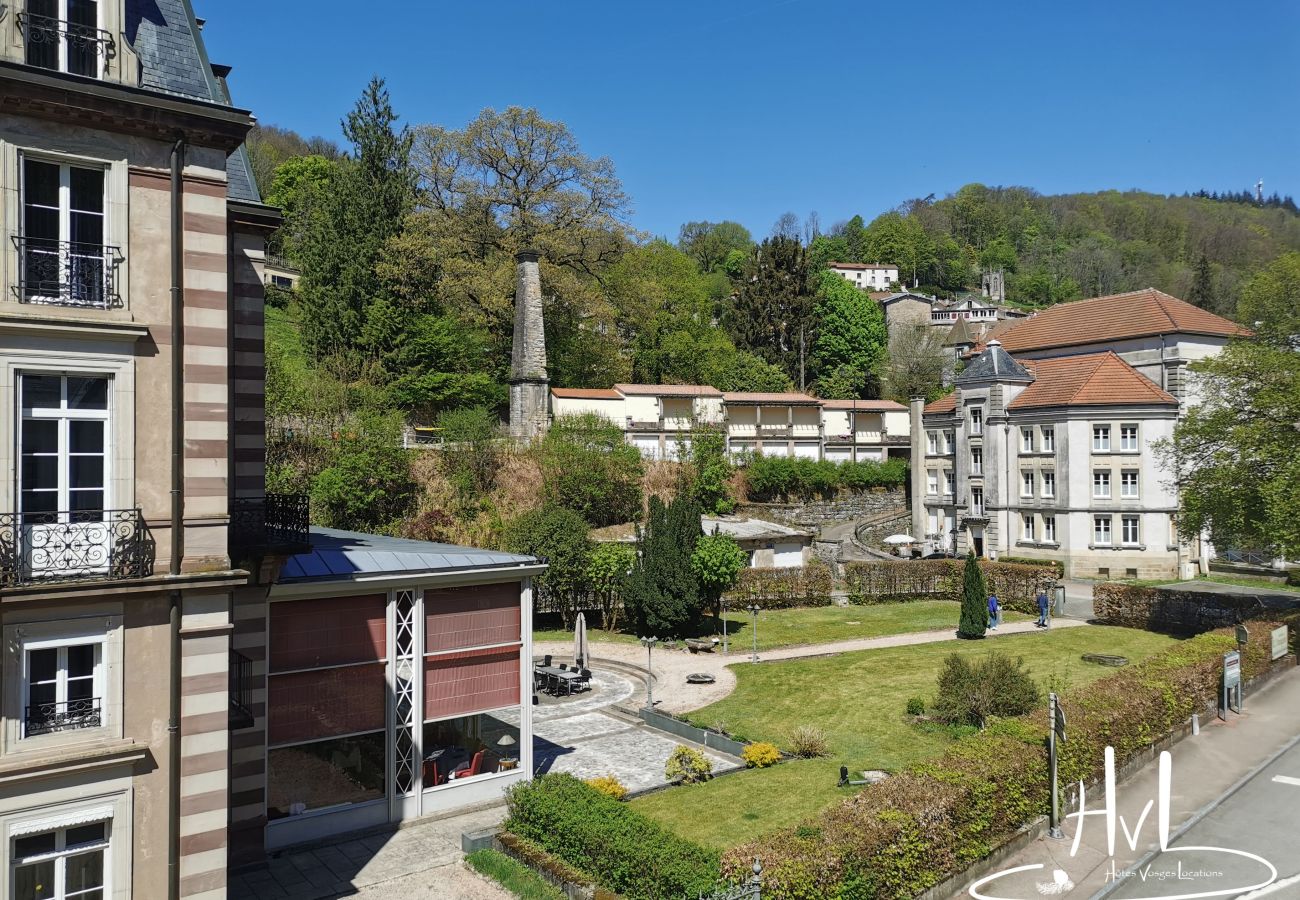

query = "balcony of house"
[230, 649, 255, 730]
[16, 5, 117, 79]
[756, 423, 793, 439]
[624, 418, 663, 432]
[662, 416, 696, 432]
[11, 237, 124, 310]
[0, 508, 152, 588]
[229, 493, 311, 561]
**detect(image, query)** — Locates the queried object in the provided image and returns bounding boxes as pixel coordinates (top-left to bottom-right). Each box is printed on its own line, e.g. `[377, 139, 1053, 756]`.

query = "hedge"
[1094, 582, 1291, 633]
[721, 623, 1290, 899]
[743, 456, 907, 502]
[844, 559, 1058, 613]
[505, 773, 721, 899]
[724, 560, 834, 609]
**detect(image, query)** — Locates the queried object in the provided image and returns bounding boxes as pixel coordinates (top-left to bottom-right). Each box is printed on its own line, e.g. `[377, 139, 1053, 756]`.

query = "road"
[1104, 734, 1300, 899]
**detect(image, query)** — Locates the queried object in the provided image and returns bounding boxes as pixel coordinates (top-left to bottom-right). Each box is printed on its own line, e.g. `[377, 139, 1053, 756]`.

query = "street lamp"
[745, 605, 760, 663]
[721, 596, 729, 656]
[639, 636, 658, 709]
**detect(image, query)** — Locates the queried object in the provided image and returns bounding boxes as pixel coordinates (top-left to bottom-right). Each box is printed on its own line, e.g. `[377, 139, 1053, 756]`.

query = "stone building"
[509, 250, 549, 440]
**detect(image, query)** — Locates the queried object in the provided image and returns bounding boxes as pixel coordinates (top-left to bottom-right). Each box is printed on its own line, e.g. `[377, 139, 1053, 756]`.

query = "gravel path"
[536, 617, 1089, 715]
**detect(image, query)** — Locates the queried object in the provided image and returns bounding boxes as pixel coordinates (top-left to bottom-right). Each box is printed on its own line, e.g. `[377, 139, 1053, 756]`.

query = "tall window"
[1093, 425, 1111, 452]
[1094, 516, 1112, 545]
[23, 638, 103, 737]
[20, 374, 109, 520]
[1122, 516, 1140, 546]
[927, 469, 939, 495]
[1043, 515, 1056, 543]
[23, 0, 104, 77]
[970, 447, 982, 476]
[943, 431, 955, 454]
[1021, 427, 1034, 452]
[1022, 471, 1034, 497]
[1093, 470, 1111, 498]
[12, 820, 108, 900]
[1042, 470, 1056, 498]
[1041, 427, 1055, 452]
[969, 407, 982, 435]
[927, 431, 938, 455]
[1121, 424, 1139, 451]
[1121, 470, 1139, 498]
[21, 158, 109, 308]
[943, 471, 954, 496]
[971, 488, 983, 516]
[1023, 514, 1035, 541]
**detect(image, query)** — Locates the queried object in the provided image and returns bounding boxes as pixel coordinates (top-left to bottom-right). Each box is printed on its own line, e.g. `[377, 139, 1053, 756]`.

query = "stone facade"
[510, 250, 549, 440]
[737, 489, 906, 528]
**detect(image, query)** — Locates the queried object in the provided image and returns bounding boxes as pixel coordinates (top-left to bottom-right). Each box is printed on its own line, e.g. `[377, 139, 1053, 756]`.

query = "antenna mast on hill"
[1256, 179, 1264, 203]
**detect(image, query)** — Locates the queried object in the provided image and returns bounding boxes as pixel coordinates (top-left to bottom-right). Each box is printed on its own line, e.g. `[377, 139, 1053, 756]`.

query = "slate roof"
[125, 0, 262, 203]
[277, 528, 541, 583]
[819, 399, 907, 411]
[957, 340, 1033, 384]
[994, 289, 1249, 353]
[1011, 353, 1178, 410]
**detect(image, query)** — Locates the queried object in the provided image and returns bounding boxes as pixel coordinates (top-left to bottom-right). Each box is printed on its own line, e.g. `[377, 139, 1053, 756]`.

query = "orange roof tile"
[819, 399, 907, 411]
[924, 394, 957, 414]
[613, 383, 723, 397]
[551, 387, 622, 400]
[828, 262, 897, 271]
[995, 289, 1249, 353]
[722, 392, 821, 405]
[1009, 353, 1177, 409]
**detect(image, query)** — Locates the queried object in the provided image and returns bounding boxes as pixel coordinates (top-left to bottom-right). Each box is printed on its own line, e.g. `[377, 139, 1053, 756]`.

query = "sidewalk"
[959, 665, 1300, 898]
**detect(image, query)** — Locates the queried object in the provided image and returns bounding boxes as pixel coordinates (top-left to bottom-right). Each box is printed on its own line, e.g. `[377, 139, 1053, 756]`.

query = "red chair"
[452, 750, 485, 780]
[422, 759, 444, 787]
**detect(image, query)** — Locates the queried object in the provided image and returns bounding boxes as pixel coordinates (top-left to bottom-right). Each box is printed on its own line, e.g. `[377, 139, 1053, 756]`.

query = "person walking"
[1036, 587, 1050, 628]
[987, 593, 1000, 630]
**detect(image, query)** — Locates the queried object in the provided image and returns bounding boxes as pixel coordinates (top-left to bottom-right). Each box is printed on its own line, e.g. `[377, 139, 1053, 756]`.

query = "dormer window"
[20, 0, 114, 79]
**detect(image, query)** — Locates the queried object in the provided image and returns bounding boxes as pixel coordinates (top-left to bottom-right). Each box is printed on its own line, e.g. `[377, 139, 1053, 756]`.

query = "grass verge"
[465, 848, 566, 900]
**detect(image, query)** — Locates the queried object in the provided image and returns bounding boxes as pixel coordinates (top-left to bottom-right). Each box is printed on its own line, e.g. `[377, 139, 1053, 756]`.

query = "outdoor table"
[534, 665, 581, 695]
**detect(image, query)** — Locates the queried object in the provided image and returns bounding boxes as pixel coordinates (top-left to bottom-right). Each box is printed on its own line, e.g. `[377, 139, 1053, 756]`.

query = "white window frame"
[1022, 514, 1035, 542]
[23, 0, 108, 78]
[943, 471, 954, 496]
[971, 488, 983, 516]
[1021, 470, 1034, 498]
[1041, 470, 1055, 498]
[18, 155, 111, 307]
[1094, 515, 1112, 546]
[1043, 515, 1056, 543]
[1120, 424, 1139, 452]
[1121, 469, 1139, 498]
[1122, 515, 1140, 546]
[1093, 470, 1111, 499]
[926, 469, 939, 495]
[1041, 426, 1055, 453]
[970, 447, 982, 476]
[19, 373, 112, 518]
[9, 815, 111, 900]
[1021, 427, 1034, 453]
[969, 407, 982, 435]
[927, 431, 938, 455]
[1093, 425, 1111, 452]
[943, 430, 954, 454]
[21, 635, 105, 740]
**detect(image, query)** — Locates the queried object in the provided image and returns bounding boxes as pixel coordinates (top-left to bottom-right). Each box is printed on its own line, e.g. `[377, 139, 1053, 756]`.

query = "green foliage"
[905, 696, 926, 716]
[725, 562, 834, 610]
[685, 429, 734, 514]
[743, 456, 907, 502]
[843, 559, 1058, 611]
[931, 653, 1042, 727]
[665, 745, 714, 783]
[788, 726, 829, 758]
[678, 220, 754, 273]
[728, 236, 816, 388]
[957, 552, 988, 639]
[623, 495, 704, 637]
[810, 271, 889, 399]
[464, 848, 567, 900]
[504, 505, 592, 627]
[742, 742, 781, 768]
[708, 350, 794, 393]
[691, 532, 747, 616]
[585, 542, 636, 632]
[435, 406, 500, 497]
[585, 775, 629, 800]
[539, 414, 644, 528]
[505, 774, 720, 900]
[309, 411, 417, 532]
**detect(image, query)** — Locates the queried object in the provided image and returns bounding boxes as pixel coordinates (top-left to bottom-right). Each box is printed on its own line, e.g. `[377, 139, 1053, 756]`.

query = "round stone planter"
[686, 673, 716, 685]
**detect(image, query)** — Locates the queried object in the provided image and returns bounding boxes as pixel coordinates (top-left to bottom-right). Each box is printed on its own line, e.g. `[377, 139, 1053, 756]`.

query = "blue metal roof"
[277, 528, 542, 584]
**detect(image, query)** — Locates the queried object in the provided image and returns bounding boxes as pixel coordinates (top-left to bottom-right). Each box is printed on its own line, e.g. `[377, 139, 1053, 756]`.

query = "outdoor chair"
[543, 654, 552, 667]
[575, 668, 593, 692]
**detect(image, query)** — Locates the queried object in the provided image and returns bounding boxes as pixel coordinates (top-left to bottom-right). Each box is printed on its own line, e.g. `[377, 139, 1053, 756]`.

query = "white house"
[828, 261, 900, 291]
[820, 400, 910, 462]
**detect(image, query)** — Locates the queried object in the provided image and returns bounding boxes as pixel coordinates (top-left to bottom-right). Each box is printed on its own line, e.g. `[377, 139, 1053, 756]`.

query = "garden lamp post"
[639, 636, 658, 709]
[721, 596, 729, 656]
[745, 605, 760, 663]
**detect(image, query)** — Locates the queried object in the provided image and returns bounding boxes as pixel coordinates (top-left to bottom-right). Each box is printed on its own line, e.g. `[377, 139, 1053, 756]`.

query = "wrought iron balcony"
[17, 10, 116, 76]
[25, 697, 102, 737]
[0, 509, 152, 587]
[12, 236, 124, 309]
[229, 493, 310, 559]
[230, 650, 255, 730]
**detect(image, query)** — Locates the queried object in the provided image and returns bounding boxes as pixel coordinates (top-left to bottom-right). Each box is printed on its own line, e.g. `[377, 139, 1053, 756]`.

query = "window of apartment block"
[1041, 470, 1056, 497]
[1043, 516, 1056, 543]
[1094, 516, 1112, 545]
[1093, 425, 1110, 452]
[21, 157, 110, 309]
[969, 407, 982, 435]
[270, 274, 293, 290]
[971, 447, 982, 475]
[12, 819, 109, 900]
[971, 488, 983, 515]
[1021, 427, 1034, 452]
[20, 374, 110, 518]
[1122, 515, 1140, 546]
[1093, 470, 1111, 498]
[944, 431, 955, 454]
[1121, 470, 1139, 498]
[23, 638, 104, 739]
[927, 511, 939, 535]
[1041, 427, 1055, 452]
[943, 471, 954, 495]
[1121, 424, 1139, 451]
[1023, 514, 1035, 541]
[1021, 470, 1034, 497]
[23, 0, 105, 78]
[927, 431, 938, 455]
[927, 469, 939, 495]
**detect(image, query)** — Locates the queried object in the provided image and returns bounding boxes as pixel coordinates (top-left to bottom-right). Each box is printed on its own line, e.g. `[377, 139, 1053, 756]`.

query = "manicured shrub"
[584, 775, 628, 800]
[743, 456, 907, 502]
[665, 745, 713, 784]
[788, 725, 829, 758]
[724, 561, 833, 609]
[505, 773, 720, 900]
[844, 559, 1057, 612]
[742, 741, 781, 768]
[931, 652, 1042, 728]
[957, 553, 988, 639]
[905, 696, 926, 716]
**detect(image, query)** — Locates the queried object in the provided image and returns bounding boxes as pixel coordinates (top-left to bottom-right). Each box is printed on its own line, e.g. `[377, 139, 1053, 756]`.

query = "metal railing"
[25, 696, 102, 736]
[230, 650, 254, 730]
[229, 493, 310, 557]
[0, 509, 151, 587]
[12, 236, 123, 309]
[17, 10, 117, 75]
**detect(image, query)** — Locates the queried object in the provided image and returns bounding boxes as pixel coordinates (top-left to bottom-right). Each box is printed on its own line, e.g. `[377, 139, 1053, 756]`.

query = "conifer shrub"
[957, 552, 988, 639]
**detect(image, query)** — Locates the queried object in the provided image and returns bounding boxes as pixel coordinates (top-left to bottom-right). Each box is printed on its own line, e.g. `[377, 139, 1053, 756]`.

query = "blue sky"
[201, 0, 1299, 241]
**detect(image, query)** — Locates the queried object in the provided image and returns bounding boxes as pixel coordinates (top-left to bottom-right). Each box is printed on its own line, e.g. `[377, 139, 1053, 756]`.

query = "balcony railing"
[0, 509, 152, 587]
[229, 493, 310, 558]
[25, 696, 102, 737]
[12, 236, 123, 309]
[230, 650, 255, 730]
[18, 10, 116, 76]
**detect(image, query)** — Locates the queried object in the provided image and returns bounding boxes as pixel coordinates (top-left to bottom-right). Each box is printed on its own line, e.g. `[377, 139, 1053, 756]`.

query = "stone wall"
[737, 488, 906, 528]
[1094, 582, 1300, 633]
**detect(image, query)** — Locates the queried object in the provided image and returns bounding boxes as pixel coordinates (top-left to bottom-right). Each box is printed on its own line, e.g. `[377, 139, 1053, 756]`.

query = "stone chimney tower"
[509, 249, 549, 440]
[909, 397, 928, 553]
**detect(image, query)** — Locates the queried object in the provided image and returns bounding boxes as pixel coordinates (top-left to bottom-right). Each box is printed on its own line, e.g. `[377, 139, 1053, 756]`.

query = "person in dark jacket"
[1036, 588, 1050, 627]
[987, 593, 1000, 630]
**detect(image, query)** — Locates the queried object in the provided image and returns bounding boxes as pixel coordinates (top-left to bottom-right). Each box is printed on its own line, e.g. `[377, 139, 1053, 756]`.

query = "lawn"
[631, 625, 1178, 850]
[534, 601, 1030, 652]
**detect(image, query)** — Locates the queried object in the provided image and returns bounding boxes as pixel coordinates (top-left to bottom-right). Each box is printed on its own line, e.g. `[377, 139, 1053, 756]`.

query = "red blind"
[268, 664, 386, 746]
[425, 582, 521, 653]
[425, 647, 520, 721]
[270, 594, 386, 672]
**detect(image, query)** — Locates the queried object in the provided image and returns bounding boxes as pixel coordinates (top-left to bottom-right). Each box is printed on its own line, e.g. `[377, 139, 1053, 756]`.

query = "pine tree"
[1188, 252, 1216, 312]
[957, 551, 988, 639]
[728, 236, 815, 388]
[623, 495, 704, 637]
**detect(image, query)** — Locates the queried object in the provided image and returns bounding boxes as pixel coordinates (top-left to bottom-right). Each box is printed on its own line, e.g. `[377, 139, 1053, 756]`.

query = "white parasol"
[573, 612, 590, 670]
[882, 534, 916, 545]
